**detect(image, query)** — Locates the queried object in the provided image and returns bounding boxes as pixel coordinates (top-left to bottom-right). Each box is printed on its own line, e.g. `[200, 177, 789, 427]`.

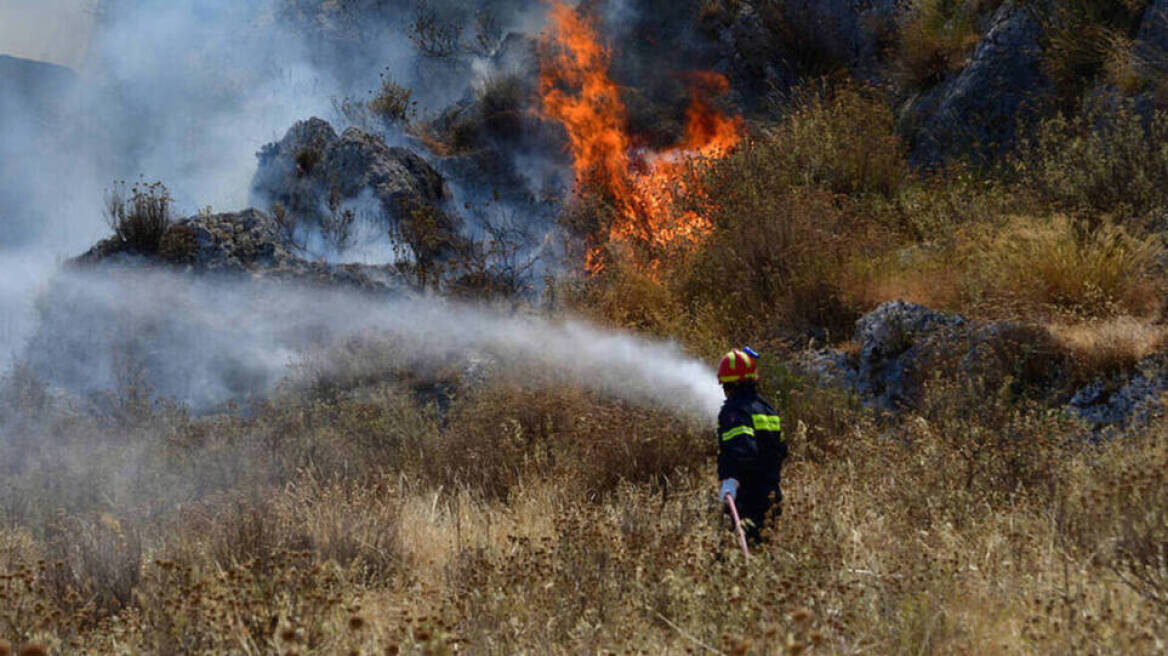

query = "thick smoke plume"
[2, 1, 723, 422]
[26, 268, 723, 418]
[0, 0, 535, 363]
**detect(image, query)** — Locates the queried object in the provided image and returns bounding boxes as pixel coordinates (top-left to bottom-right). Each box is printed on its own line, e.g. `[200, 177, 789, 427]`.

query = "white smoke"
[25, 268, 723, 418]
[1, 1, 724, 423]
[0, 0, 545, 367]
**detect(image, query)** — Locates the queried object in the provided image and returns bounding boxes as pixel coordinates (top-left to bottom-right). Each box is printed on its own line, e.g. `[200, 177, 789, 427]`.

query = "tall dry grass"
[0, 364, 1164, 653]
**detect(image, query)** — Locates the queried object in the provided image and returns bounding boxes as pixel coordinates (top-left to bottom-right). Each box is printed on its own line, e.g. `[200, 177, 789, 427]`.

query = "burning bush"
[539, 1, 744, 275]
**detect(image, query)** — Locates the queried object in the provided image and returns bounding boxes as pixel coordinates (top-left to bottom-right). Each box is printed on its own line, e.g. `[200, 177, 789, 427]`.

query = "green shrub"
[1034, 0, 1150, 101]
[680, 182, 878, 342]
[892, 0, 984, 90]
[1014, 93, 1168, 221]
[368, 73, 416, 125]
[675, 91, 908, 340]
[103, 180, 174, 254]
[765, 82, 910, 197]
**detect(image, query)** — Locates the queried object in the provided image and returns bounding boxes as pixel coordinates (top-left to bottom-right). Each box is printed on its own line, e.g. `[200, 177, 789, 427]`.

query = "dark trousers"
[727, 484, 781, 544]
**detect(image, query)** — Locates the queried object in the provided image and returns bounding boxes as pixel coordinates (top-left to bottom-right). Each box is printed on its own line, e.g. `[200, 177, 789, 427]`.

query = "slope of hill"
[0, 1, 1166, 653]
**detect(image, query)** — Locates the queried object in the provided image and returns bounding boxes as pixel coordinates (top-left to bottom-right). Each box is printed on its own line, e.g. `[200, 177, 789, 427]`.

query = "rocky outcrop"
[75, 209, 402, 291]
[1138, 0, 1168, 53]
[799, 301, 1168, 431]
[0, 55, 76, 116]
[851, 301, 969, 409]
[252, 118, 465, 260]
[903, 2, 1050, 166]
[709, 0, 901, 100]
[800, 301, 1069, 411]
[1068, 355, 1168, 430]
[1135, 0, 1168, 82]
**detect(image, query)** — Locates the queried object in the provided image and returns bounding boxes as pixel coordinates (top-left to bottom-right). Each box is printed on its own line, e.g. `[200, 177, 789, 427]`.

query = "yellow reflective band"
[728, 351, 737, 367]
[741, 351, 753, 368]
[719, 374, 742, 383]
[720, 425, 755, 441]
[752, 414, 782, 432]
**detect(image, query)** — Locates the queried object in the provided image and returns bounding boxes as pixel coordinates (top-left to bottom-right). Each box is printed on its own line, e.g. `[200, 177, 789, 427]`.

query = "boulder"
[1068, 355, 1168, 431]
[1135, 0, 1168, 80]
[799, 301, 1070, 411]
[903, 2, 1050, 166]
[799, 300, 1168, 431]
[852, 301, 968, 409]
[1138, 0, 1168, 54]
[251, 118, 464, 260]
[710, 0, 901, 101]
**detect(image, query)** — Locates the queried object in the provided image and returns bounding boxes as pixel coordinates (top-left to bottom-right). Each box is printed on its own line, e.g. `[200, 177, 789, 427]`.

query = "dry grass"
[892, 0, 985, 90]
[1050, 316, 1168, 377]
[854, 214, 1163, 323]
[762, 82, 911, 198]
[959, 215, 1163, 320]
[0, 365, 1165, 653]
[11, 38, 1168, 653]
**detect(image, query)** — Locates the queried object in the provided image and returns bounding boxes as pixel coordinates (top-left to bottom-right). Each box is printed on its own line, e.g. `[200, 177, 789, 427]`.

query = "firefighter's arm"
[717, 408, 755, 483]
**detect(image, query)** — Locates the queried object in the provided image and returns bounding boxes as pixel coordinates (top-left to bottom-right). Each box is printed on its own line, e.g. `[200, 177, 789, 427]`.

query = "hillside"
[0, 1, 1167, 654]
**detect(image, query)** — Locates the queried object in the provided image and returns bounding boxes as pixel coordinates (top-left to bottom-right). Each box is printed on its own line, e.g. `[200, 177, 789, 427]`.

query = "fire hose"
[724, 493, 750, 560]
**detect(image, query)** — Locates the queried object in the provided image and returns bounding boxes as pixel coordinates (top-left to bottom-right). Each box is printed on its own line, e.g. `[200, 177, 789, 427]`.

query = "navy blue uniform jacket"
[717, 387, 786, 523]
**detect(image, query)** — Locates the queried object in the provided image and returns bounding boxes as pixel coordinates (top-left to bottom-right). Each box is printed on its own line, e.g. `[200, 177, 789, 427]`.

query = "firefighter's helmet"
[717, 348, 759, 384]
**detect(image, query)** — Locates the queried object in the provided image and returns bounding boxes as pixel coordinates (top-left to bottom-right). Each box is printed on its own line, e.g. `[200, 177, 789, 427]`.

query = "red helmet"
[717, 348, 758, 384]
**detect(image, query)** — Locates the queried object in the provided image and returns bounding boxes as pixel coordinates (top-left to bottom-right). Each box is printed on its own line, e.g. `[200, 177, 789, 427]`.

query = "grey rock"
[75, 209, 402, 292]
[904, 2, 1049, 166]
[1135, 1, 1168, 76]
[853, 301, 967, 408]
[799, 300, 1167, 432]
[800, 301, 1070, 411]
[796, 349, 859, 390]
[252, 118, 464, 260]
[328, 128, 447, 209]
[713, 0, 903, 100]
[1068, 355, 1168, 430]
[1138, 0, 1168, 53]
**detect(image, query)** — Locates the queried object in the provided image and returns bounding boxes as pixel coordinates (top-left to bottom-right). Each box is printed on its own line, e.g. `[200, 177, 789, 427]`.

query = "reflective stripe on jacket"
[717, 388, 786, 487]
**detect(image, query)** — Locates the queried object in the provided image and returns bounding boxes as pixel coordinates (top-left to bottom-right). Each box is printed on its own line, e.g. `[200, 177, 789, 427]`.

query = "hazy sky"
[0, 0, 94, 68]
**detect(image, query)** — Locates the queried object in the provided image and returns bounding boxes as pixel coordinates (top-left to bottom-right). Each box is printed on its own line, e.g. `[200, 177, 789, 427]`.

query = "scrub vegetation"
[3, 1, 1168, 654]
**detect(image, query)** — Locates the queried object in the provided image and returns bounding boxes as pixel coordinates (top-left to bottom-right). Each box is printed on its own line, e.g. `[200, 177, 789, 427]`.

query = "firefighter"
[716, 347, 786, 543]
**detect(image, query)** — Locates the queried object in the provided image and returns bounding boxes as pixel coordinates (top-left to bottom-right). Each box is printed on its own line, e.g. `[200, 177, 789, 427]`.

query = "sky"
[0, 0, 94, 68]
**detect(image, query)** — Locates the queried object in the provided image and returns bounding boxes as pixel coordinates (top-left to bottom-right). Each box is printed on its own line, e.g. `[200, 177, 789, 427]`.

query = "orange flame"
[539, 2, 743, 274]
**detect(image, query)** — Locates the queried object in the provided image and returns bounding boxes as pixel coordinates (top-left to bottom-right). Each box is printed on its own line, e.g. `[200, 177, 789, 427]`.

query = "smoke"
[24, 267, 723, 418]
[2, 1, 723, 422]
[0, 0, 546, 363]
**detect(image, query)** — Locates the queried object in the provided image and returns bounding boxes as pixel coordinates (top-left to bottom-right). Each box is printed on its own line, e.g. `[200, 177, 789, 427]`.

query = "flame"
[539, 2, 743, 274]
